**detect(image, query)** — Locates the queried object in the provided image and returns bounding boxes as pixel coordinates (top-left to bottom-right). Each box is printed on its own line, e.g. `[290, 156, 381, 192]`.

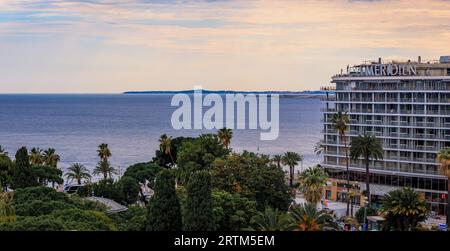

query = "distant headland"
[123, 89, 330, 96]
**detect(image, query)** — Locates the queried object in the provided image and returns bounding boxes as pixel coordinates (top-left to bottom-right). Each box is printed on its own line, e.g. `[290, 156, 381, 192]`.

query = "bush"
[111, 206, 147, 231]
[76, 184, 93, 197]
[211, 190, 258, 231]
[0, 216, 66, 231]
[92, 179, 123, 202]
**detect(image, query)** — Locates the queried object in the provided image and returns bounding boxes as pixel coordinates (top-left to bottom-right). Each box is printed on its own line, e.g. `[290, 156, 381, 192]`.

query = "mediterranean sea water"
[0, 94, 324, 173]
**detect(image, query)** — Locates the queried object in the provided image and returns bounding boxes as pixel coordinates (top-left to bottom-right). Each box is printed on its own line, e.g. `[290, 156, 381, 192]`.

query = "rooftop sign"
[355, 64, 417, 76]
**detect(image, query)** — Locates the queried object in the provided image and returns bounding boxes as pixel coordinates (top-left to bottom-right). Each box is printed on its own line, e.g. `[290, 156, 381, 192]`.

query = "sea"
[0, 94, 325, 173]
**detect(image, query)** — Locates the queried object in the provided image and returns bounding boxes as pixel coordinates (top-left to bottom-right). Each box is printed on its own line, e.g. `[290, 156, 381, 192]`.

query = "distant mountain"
[123, 89, 330, 95]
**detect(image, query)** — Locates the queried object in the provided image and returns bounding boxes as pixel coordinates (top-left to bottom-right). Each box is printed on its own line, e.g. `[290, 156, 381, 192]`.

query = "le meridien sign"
[356, 64, 417, 76]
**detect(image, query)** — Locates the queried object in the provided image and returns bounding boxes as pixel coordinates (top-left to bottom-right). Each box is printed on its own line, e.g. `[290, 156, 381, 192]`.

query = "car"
[63, 184, 85, 194]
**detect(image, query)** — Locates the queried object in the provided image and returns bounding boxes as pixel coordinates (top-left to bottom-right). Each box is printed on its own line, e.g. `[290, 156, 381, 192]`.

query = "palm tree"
[97, 143, 111, 162]
[43, 148, 60, 168]
[0, 192, 16, 223]
[93, 160, 117, 180]
[299, 165, 328, 205]
[247, 207, 295, 231]
[159, 134, 175, 166]
[65, 163, 92, 185]
[282, 152, 303, 187]
[349, 134, 383, 204]
[381, 187, 429, 231]
[0, 146, 7, 156]
[331, 111, 350, 216]
[271, 154, 282, 169]
[290, 203, 338, 231]
[437, 148, 450, 229]
[30, 148, 44, 165]
[217, 128, 233, 149]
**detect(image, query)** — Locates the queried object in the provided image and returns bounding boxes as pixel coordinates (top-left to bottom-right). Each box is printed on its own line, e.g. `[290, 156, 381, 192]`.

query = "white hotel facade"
[322, 56, 450, 215]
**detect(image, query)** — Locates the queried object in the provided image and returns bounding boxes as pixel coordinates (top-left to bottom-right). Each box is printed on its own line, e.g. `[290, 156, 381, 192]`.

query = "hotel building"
[321, 56, 450, 215]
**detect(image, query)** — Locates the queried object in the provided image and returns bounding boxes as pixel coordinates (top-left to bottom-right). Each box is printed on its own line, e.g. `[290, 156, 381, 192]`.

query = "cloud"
[0, 0, 450, 92]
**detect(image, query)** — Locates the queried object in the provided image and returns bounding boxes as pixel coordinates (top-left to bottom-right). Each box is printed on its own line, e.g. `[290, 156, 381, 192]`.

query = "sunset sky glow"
[1, 0, 450, 93]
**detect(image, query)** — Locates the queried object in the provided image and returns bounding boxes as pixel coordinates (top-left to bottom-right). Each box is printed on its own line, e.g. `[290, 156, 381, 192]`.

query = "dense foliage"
[146, 169, 182, 231]
[211, 152, 292, 211]
[183, 170, 215, 231]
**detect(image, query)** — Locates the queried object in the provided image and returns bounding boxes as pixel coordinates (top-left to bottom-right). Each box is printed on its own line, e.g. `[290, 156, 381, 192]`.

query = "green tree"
[91, 179, 123, 203]
[290, 203, 338, 231]
[153, 136, 195, 168]
[271, 154, 282, 169]
[211, 152, 292, 211]
[159, 134, 175, 166]
[29, 148, 44, 165]
[217, 128, 233, 149]
[177, 134, 229, 184]
[123, 162, 163, 205]
[299, 165, 328, 205]
[0, 192, 16, 223]
[111, 205, 147, 231]
[43, 148, 60, 168]
[65, 163, 92, 185]
[381, 187, 429, 231]
[11, 147, 38, 189]
[0, 146, 7, 155]
[146, 169, 182, 231]
[211, 190, 258, 231]
[331, 111, 350, 216]
[349, 134, 383, 204]
[437, 148, 450, 229]
[0, 154, 12, 192]
[183, 170, 214, 231]
[281, 151, 303, 187]
[97, 143, 111, 162]
[247, 207, 294, 231]
[118, 176, 140, 205]
[32, 164, 64, 187]
[93, 160, 116, 180]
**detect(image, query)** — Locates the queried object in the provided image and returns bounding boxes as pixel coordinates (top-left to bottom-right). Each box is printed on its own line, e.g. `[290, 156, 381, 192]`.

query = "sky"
[0, 0, 450, 93]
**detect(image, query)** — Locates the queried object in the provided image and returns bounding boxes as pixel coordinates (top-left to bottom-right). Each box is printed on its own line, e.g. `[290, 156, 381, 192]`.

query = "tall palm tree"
[247, 207, 295, 231]
[331, 111, 350, 216]
[65, 163, 92, 185]
[43, 148, 60, 168]
[217, 128, 233, 149]
[0, 146, 7, 156]
[437, 148, 450, 229]
[97, 143, 111, 162]
[282, 152, 303, 187]
[271, 154, 282, 169]
[381, 187, 429, 231]
[159, 134, 175, 166]
[299, 165, 328, 205]
[30, 147, 44, 165]
[0, 192, 16, 223]
[350, 134, 383, 204]
[93, 160, 117, 180]
[290, 203, 338, 231]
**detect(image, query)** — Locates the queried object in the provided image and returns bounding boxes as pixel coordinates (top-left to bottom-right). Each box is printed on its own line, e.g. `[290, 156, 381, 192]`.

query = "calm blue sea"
[0, 94, 324, 173]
